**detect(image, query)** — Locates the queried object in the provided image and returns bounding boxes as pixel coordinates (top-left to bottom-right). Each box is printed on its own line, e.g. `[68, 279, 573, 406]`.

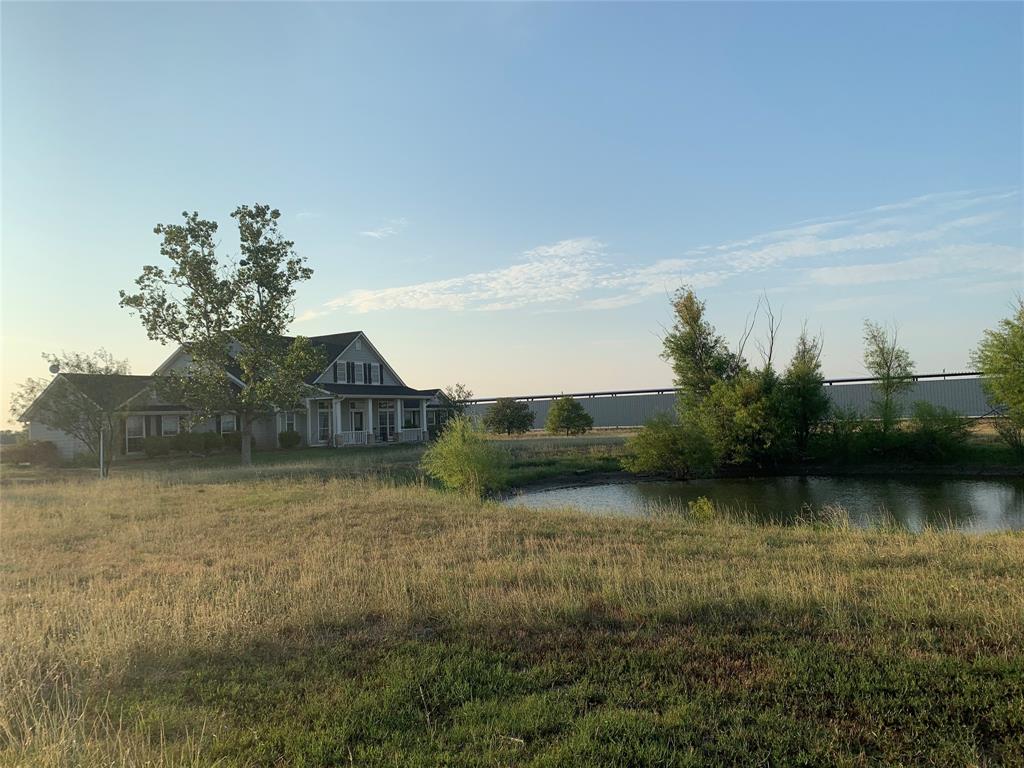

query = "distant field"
[0, 432, 633, 489]
[2, 470, 1022, 766]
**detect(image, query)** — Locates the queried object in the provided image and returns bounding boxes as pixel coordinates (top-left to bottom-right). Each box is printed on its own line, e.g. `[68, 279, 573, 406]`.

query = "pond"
[504, 475, 1024, 532]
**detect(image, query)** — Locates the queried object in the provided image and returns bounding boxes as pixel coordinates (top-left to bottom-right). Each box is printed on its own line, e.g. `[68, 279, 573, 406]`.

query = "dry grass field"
[2, 469, 1023, 766]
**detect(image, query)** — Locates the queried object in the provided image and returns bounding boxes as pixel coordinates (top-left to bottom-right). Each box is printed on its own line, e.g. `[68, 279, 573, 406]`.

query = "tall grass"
[2, 472, 1022, 764]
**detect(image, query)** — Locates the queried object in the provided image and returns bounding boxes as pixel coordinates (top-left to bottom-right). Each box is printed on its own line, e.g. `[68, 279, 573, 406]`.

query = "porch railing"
[398, 428, 425, 443]
[333, 430, 369, 447]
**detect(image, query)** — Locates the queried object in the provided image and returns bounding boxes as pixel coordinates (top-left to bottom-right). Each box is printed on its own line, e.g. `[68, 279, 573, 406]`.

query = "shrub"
[545, 397, 593, 437]
[482, 398, 535, 436]
[687, 496, 718, 523]
[278, 430, 301, 449]
[700, 369, 792, 468]
[420, 416, 507, 497]
[172, 431, 205, 454]
[623, 415, 714, 479]
[142, 436, 172, 458]
[222, 431, 255, 453]
[821, 406, 863, 461]
[907, 401, 969, 461]
[0, 440, 59, 466]
[202, 431, 224, 453]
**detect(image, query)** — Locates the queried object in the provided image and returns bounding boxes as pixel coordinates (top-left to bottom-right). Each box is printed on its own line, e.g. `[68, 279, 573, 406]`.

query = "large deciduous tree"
[973, 298, 1024, 456]
[10, 349, 131, 476]
[120, 205, 323, 465]
[483, 398, 535, 436]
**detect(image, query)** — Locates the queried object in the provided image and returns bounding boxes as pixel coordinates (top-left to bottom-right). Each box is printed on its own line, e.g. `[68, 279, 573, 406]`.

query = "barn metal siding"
[467, 393, 677, 429]
[466, 377, 996, 430]
[824, 377, 996, 419]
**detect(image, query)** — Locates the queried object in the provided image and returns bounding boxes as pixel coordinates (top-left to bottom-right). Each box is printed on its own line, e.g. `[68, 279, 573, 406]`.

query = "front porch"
[306, 396, 430, 448]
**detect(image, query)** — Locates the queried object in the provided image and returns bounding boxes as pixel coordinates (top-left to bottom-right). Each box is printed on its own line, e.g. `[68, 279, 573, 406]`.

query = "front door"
[351, 410, 364, 432]
[317, 401, 332, 443]
[377, 401, 395, 440]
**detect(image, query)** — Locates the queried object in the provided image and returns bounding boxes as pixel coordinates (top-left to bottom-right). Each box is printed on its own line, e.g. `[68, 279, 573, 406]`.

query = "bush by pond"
[420, 416, 507, 496]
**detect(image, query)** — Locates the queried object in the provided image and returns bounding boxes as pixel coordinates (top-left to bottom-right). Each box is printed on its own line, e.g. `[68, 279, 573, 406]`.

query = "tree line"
[481, 396, 593, 437]
[624, 289, 1024, 479]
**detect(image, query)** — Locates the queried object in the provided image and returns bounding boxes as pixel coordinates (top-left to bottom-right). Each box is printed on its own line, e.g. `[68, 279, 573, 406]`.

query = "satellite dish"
[49, 363, 60, 374]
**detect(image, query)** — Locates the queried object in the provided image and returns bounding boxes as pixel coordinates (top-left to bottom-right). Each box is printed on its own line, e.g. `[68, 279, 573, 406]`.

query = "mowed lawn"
[2, 468, 1023, 766]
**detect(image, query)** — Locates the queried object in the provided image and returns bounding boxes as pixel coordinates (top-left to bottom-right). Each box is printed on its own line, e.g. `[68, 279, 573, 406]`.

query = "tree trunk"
[240, 419, 253, 466]
[101, 429, 114, 477]
[99, 415, 116, 478]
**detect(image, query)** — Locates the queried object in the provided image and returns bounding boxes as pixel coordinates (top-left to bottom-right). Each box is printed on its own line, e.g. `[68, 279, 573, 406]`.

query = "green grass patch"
[2, 471, 1022, 765]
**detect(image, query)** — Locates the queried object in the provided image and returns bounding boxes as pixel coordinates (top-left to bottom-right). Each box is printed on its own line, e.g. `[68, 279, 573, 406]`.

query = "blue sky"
[2, 2, 1022, 424]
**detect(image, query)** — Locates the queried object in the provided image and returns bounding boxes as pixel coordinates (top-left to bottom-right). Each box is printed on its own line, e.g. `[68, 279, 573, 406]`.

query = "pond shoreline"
[504, 461, 1024, 494]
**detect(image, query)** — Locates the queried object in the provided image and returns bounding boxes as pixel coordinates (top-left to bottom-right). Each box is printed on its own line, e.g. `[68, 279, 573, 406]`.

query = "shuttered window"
[371, 364, 381, 385]
[346, 361, 356, 383]
[355, 362, 364, 384]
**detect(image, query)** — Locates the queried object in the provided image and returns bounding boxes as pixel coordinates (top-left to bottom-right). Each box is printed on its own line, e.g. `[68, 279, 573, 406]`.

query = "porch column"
[305, 399, 314, 445]
[367, 399, 374, 442]
[420, 399, 428, 441]
[396, 399, 403, 439]
[333, 398, 342, 446]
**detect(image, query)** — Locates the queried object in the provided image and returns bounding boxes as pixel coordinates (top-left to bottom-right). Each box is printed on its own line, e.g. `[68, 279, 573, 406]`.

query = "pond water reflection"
[505, 475, 1024, 532]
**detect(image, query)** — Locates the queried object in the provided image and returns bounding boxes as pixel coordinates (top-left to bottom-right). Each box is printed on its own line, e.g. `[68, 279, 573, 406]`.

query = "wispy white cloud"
[807, 244, 1022, 287]
[328, 238, 605, 313]
[295, 188, 1020, 318]
[360, 217, 408, 239]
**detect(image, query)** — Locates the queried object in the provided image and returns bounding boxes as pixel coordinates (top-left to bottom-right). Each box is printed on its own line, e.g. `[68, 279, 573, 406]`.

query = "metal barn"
[464, 374, 996, 430]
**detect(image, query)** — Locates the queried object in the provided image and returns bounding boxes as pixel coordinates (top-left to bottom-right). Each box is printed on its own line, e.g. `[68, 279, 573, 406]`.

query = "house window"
[403, 404, 421, 429]
[279, 411, 296, 432]
[355, 362, 364, 384]
[427, 411, 436, 426]
[126, 415, 145, 453]
[161, 415, 180, 436]
[371, 364, 381, 385]
[221, 414, 237, 433]
[355, 339, 362, 350]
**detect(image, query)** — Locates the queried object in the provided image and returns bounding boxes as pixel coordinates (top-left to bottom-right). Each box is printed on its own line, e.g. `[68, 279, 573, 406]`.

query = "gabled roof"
[155, 331, 408, 387]
[298, 331, 407, 386]
[60, 374, 159, 411]
[20, 373, 173, 422]
[305, 331, 363, 361]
